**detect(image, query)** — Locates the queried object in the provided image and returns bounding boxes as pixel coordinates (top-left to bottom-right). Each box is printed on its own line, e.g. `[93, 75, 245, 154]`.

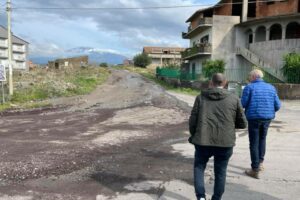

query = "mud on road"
[0, 70, 194, 200]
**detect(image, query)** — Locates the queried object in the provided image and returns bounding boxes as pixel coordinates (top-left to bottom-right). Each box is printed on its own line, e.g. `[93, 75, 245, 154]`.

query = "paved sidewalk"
[169, 93, 300, 200]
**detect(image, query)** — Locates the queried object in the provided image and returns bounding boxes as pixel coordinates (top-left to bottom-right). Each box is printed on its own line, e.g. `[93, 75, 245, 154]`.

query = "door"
[192, 63, 196, 80]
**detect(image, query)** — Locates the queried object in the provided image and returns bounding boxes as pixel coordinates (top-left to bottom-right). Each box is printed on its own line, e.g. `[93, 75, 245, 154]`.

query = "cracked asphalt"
[0, 70, 299, 200]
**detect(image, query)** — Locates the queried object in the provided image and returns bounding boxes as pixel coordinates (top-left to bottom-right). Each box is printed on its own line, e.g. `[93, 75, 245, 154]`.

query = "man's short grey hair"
[250, 69, 264, 79]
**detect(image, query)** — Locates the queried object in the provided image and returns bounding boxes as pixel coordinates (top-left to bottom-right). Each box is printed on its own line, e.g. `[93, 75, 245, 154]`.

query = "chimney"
[242, 0, 249, 22]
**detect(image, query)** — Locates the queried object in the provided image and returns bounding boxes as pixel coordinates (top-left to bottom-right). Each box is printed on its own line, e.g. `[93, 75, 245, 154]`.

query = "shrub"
[133, 53, 151, 68]
[202, 59, 225, 79]
[99, 63, 108, 68]
[282, 53, 300, 83]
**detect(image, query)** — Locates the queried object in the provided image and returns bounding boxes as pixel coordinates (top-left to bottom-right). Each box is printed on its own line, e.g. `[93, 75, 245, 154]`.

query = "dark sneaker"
[245, 169, 260, 179]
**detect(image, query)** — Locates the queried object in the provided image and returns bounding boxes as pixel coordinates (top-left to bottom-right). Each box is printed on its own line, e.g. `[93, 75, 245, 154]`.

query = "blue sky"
[0, 0, 218, 58]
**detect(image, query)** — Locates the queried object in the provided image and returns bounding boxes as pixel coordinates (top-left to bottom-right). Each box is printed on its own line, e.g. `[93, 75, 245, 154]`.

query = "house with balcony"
[0, 25, 29, 70]
[142, 46, 185, 68]
[182, 0, 300, 82]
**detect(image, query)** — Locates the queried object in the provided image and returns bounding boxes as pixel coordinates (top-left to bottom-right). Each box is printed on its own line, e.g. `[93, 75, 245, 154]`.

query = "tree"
[282, 53, 300, 83]
[133, 53, 151, 68]
[99, 62, 108, 68]
[202, 59, 225, 79]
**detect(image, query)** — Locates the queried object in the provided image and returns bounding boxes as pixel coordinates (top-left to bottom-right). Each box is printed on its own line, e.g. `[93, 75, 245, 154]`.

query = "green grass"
[0, 103, 12, 112]
[0, 67, 110, 112]
[118, 66, 200, 96]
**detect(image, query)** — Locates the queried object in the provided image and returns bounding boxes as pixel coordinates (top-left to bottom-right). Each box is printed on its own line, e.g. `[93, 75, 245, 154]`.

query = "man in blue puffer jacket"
[241, 69, 281, 179]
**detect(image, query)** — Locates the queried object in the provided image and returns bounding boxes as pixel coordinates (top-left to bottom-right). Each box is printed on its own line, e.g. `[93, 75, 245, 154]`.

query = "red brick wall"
[214, 0, 232, 15]
[190, 14, 203, 29]
[256, 0, 298, 18]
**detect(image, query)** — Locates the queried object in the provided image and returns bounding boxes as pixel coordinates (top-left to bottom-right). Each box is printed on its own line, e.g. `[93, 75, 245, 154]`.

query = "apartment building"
[143, 46, 185, 68]
[182, 0, 300, 82]
[0, 26, 29, 70]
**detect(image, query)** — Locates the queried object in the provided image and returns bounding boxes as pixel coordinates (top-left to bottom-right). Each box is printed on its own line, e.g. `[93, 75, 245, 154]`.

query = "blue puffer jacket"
[241, 79, 281, 120]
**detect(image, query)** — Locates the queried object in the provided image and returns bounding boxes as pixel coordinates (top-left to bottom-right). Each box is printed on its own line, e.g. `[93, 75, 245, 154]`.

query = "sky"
[0, 0, 219, 58]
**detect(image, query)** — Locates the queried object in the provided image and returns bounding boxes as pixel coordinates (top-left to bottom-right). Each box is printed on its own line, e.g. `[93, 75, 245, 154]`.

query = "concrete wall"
[250, 39, 300, 69]
[273, 83, 300, 100]
[256, 0, 298, 18]
[211, 15, 241, 68]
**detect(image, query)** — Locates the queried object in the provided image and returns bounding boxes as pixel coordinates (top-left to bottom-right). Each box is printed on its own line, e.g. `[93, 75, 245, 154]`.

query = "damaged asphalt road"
[1, 70, 300, 200]
[0, 70, 193, 200]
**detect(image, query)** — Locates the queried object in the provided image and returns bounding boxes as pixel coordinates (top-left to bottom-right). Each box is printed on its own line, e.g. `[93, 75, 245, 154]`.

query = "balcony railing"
[181, 43, 212, 59]
[183, 17, 213, 36]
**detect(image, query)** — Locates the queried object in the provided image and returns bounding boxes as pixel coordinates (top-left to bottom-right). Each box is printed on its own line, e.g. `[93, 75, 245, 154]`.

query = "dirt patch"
[102, 106, 188, 126]
[92, 130, 149, 147]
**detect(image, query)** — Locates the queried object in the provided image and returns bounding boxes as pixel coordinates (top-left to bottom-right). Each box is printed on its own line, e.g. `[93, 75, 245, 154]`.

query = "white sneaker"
[200, 198, 206, 200]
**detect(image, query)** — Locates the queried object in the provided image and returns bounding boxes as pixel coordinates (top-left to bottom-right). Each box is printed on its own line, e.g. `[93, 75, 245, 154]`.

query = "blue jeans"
[248, 120, 271, 170]
[194, 145, 233, 200]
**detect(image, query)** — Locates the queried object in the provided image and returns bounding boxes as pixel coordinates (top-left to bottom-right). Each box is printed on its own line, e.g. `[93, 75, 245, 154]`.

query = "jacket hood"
[202, 88, 230, 100]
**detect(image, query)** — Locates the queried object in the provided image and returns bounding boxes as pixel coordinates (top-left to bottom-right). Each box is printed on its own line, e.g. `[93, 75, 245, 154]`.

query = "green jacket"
[189, 88, 247, 147]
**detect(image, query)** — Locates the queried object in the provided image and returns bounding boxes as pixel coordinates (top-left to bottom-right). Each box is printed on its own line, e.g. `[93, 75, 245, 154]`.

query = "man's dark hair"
[212, 73, 225, 86]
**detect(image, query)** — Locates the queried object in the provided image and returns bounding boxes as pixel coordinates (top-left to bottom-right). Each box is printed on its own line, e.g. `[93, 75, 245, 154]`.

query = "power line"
[7, 0, 287, 11]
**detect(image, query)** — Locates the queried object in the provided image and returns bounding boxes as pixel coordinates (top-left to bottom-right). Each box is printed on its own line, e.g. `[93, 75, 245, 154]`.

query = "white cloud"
[10, 0, 216, 57]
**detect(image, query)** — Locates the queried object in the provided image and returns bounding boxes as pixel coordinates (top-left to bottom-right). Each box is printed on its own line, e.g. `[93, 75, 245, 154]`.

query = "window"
[201, 35, 209, 43]
[266, 0, 275, 5]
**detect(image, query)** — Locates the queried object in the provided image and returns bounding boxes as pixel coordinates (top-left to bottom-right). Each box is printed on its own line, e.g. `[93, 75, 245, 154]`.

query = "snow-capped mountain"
[30, 47, 128, 65]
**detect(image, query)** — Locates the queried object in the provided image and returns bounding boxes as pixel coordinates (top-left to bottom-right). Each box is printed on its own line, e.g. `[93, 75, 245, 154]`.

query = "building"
[123, 59, 134, 66]
[182, 0, 300, 82]
[0, 26, 29, 70]
[143, 46, 185, 68]
[48, 56, 89, 70]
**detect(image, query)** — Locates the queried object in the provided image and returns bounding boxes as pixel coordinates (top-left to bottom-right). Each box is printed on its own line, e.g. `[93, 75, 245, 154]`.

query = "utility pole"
[7, 0, 13, 95]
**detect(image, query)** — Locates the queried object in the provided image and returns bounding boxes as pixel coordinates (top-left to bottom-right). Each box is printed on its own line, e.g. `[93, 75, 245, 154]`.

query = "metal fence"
[156, 67, 198, 81]
[156, 67, 297, 84]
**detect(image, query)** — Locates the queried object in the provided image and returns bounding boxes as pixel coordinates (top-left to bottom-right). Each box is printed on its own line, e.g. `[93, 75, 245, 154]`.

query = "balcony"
[181, 43, 212, 60]
[182, 17, 213, 39]
[13, 45, 25, 52]
[0, 40, 8, 48]
[0, 51, 8, 58]
[13, 54, 25, 61]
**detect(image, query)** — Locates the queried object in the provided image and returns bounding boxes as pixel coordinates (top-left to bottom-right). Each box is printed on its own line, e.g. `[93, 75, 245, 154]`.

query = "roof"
[143, 46, 186, 54]
[186, 0, 224, 22]
[0, 25, 29, 44]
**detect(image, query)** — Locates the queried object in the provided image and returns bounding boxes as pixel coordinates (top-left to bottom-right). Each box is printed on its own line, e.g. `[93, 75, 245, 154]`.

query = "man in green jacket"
[189, 73, 247, 200]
